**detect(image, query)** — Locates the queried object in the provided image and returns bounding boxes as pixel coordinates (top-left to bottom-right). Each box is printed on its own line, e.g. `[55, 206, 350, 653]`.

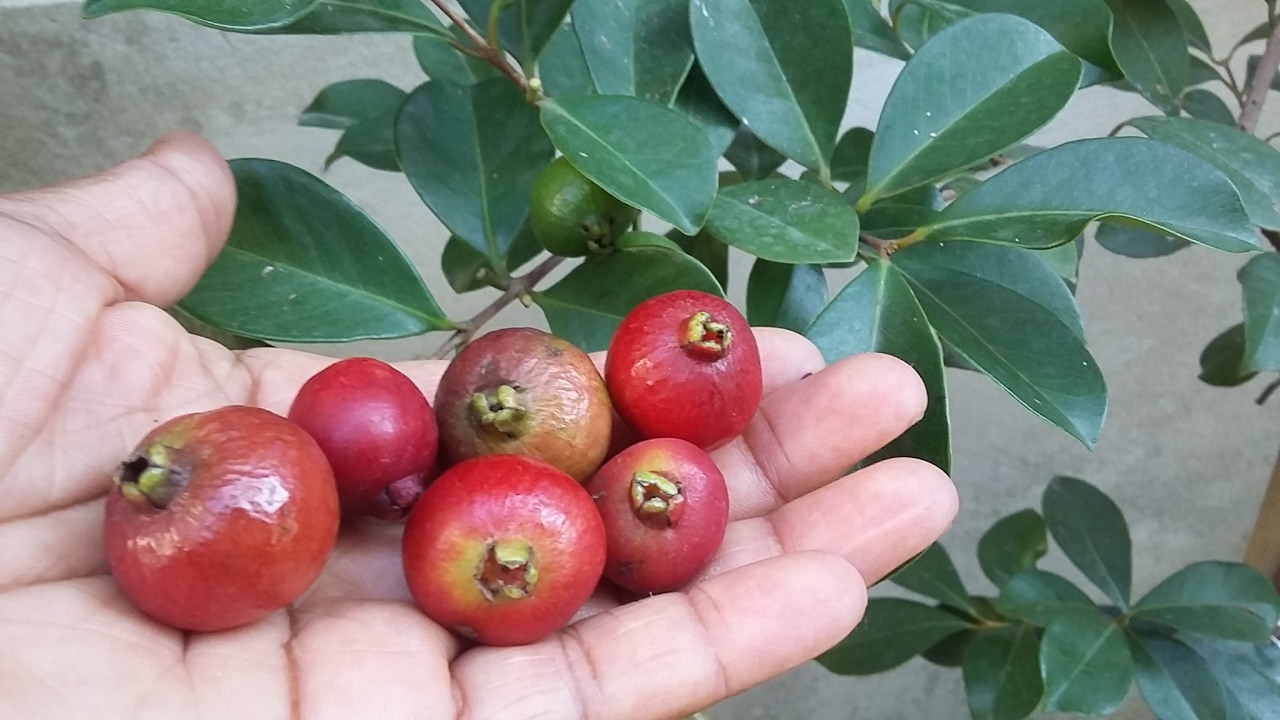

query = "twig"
[1257, 377, 1280, 406]
[428, 255, 564, 359]
[1238, 20, 1280, 133]
[1218, 58, 1248, 108]
[428, 0, 529, 94]
[860, 233, 899, 257]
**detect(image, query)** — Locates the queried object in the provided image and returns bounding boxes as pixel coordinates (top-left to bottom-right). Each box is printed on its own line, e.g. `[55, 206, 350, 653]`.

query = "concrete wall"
[2, 2, 1278, 718]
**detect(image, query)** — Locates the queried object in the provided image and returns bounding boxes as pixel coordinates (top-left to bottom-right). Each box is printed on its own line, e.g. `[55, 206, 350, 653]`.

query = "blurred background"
[1, 1, 1277, 717]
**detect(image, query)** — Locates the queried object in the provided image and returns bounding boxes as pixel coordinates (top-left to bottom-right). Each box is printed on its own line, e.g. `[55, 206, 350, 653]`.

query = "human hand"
[0, 133, 957, 720]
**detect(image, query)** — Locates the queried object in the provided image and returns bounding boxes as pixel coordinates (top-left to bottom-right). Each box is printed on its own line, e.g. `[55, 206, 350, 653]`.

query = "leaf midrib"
[320, 0, 447, 33]
[1052, 504, 1128, 608]
[715, 191, 850, 259]
[1045, 622, 1120, 708]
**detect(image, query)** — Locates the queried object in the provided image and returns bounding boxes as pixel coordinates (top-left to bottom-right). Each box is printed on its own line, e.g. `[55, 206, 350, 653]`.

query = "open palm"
[0, 133, 957, 720]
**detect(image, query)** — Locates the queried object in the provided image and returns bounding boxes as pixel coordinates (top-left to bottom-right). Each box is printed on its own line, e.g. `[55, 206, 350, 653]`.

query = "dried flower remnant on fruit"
[115, 443, 185, 509]
[470, 385, 528, 439]
[476, 538, 539, 601]
[682, 311, 733, 361]
[630, 471, 685, 528]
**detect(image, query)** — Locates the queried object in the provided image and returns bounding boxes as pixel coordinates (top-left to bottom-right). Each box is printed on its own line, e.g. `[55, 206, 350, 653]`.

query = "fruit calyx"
[630, 471, 685, 528]
[475, 538, 538, 601]
[681, 312, 733, 361]
[470, 385, 530, 439]
[114, 443, 186, 510]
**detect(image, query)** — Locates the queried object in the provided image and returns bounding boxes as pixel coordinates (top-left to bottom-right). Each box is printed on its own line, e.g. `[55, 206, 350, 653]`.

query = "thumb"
[0, 131, 236, 307]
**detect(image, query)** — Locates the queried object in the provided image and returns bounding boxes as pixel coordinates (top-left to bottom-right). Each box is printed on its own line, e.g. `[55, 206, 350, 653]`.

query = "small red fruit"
[402, 455, 606, 646]
[605, 290, 762, 449]
[434, 327, 612, 481]
[104, 406, 340, 632]
[587, 438, 729, 594]
[288, 357, 438, 520]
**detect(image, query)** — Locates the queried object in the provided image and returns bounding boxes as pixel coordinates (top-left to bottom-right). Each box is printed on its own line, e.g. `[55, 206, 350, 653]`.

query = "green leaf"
[1043, 476, 1132, 608]
[923, 627, 982, 668]
[1132, 562, 1280, 643]
[397, 79, 552, 267]
[541, 95, 718, 235]
[843, 0, 911, 60]
[890, 0, 965, 52]
[458, 0, 572, 63]
[978, 509, 1048, 588]
[1038, 236, 1083, 286]
[672, 64, 739, 156]
[1095, 221, 1191, 258]
[572, 0, 694, 105]
[1189, 55, 1223, 87]
[441, 225, 541, 294]
[1103, 0, 1189, 113]
[536, 245, 723, 351]
[414, 31, 499, 85]
[82, 0, 316, 29]
[818, 598, 975, 675]
[539, 24, 596, 98]
[1182, 88, 1237, 126]
[724, 129, 788, 182]
[924, 137, 1260, 253]
[299, 79, 405, 129]
[1129, 631, 1229, 720]
[690, 0, 854, 175]
[890, 241, 1104, 446]
[998, 569, 1098, 626]
[1164, 0, 1211, 54]
[1239, 253, 1280, 372]
[180, 159, 449, 342]
[706, 179, 860, 264]
[963, 625, 1044, 720]
[832, 127, 874, 196]
[890, 543, 975, 613]
[326, 119, 400, 172]
[1130, 115, 1280, 231]
[668, 229, 730, 289]
[807, 260, 951, 473]
[168, 306, 270, 350]
[1183, 635, 1280, 720]
[263, 0, 446, 34]
[862, 14, 1081, 205]
[947, 0, 1120, 74]
[1040, 612, 1134, 715]
[1199, 324, 1257, 388]
[746, 260, 827, 333]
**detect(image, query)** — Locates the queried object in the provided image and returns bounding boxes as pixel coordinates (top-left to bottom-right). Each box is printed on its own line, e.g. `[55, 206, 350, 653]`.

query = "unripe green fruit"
[530, 157, 638, 257]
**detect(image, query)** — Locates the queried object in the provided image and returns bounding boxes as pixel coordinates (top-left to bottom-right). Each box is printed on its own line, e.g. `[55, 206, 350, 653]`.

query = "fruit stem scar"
[114, 443, 185, 510]
[471, 385, 528, 439]
[631, 471, 685, 528]
[475, 538, 538, 601]
[681, 312, 733, 361]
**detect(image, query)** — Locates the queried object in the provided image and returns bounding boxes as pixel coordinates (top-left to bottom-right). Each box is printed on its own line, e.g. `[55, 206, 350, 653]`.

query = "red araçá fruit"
[605, 290, 763, 450]
[402, 454, 606, 646]
[586, 438, 728, 594]
[288, 357, 438, 521]
[104, 406, 340, 632]
[434, 327, 612, 482]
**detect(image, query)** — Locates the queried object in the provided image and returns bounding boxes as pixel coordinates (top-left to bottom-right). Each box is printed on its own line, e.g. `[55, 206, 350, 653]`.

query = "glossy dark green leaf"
[891, 241, 1103, 446]
[414, 31, 499, 85]
[668, 229, 730, 288]
[1129, 631, 1229, 720]
[832, 127, 874, 196]
[82, 0, 315, 29]
[1199, 324, 1257, 388]
[706, 179, 860, 263]
[458, 0, 572, 63]
[1130, 116, 1280, 230]
[1038, 236, 1083, 286]
[978, 509, 1048, 588]
[326, 119, 400, 172]
[1184, 635, 1280, 720]
[998, 569, 1098, 626]
[818, 598, 975, 675]
[924, 137, 1259, 253]
[963, 625, 1044, 720]
[890, 543, 974, 613]
[1188, 55, 1222, 88]
[539, 24, 596, 98]
[441, 225, 541, 293]
[724, 129, 788, 182]
[923, 627, 982, 668]
[263, 0, 446, 34]
[1237, 22, 1272, 50]
[299, 79, 405, 129]
[180, 159, 449, 341]
[746, 260, 827, 333]
[1182, 88, 1237, 126]
[1165, 0, 1211, 53]
[1132, 562, 1280, 643]
[397, 79, 553, 266]
[541, 95, 718, 235]
[843, 0, 910, 60]
[1239, 253, 1280, 372]
[572, 0, 694, 105]
[690, 0, 853, 175]
[168, 306, 270, 350]
[1104, 0, 1189, 113]
[1095, 221, 1192, 258]
[862, 14, 1081, 205]
[807, 260, 951, 472]
[672, 64, 738, 156]
[1043, 476, 1132, 608]
[1040, 612, 1134, 715]
[889, 0, 966, 52]
[946, 0, 1119, 74]
[536, 245, 723, 351]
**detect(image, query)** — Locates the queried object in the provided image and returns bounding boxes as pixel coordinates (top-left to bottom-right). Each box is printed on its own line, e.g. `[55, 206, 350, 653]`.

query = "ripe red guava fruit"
[104, 405, 340, 632]
[401, 454, 606, 646]
[288, 357, 438, 520]
[434, 327, 612, 481]
[586, 438, 729, 594]
[605, 290, 763, 449]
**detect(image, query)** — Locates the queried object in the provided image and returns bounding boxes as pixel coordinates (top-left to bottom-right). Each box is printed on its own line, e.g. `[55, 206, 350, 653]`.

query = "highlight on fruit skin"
[529, 156, 639, 257]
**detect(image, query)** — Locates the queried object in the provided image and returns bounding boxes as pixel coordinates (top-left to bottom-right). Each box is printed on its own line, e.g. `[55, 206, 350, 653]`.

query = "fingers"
[715, 352, 929, 520]
[452, 552, 865, 720]
[0, 132, 236, 307]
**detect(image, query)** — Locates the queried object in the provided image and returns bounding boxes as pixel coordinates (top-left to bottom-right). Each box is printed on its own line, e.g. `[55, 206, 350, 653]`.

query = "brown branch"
[1239, 20, 1280, 133]
[860, 233, 899, 257]
[428, 0, 529, 94]
[428, 255, 565, 360]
